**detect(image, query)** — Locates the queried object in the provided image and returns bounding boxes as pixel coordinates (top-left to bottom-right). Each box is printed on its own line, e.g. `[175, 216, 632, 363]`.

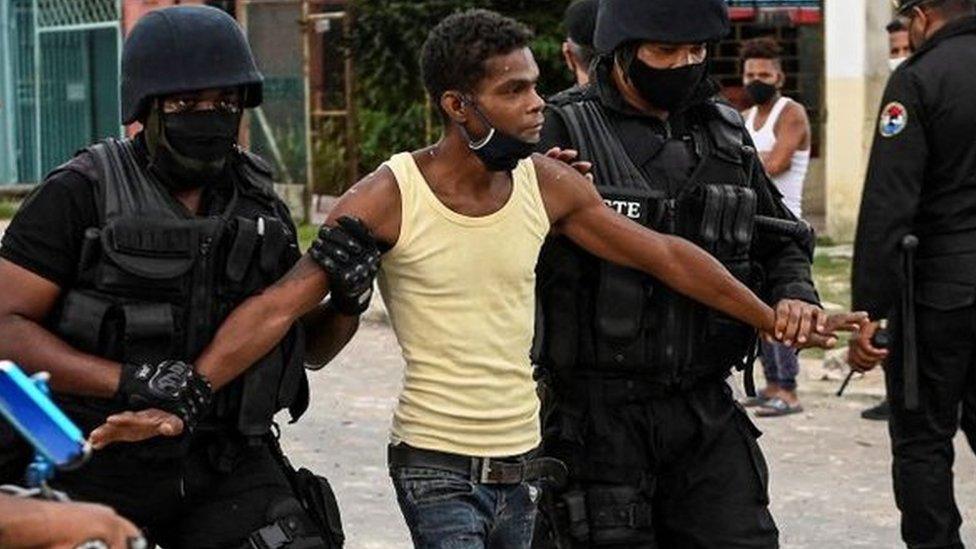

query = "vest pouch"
[594, 263, 649, 370]
[277, 324, 309, 423]
[55, 290, 113, 355]
[222, 216, 270, 300]
[237, 347, 286, 436]
[120, 302, 177, 364]
[692, 185, 756, 260]
[537, 241, 585, 372]
[691, 265, 757, 376]
[259, 217, 290, 278]
[97, 217, 198, 297]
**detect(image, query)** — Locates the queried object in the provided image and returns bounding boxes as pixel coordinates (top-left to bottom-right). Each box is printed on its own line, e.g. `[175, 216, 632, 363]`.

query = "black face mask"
[460, 101, 536, 172]
[746, 81, 778, 106]
[145, 106, 240, 190]
[626, 59, 706, 113]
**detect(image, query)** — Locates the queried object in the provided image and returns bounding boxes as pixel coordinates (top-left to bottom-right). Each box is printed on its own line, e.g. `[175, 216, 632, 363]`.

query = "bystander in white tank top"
[745, 96, 810, 218]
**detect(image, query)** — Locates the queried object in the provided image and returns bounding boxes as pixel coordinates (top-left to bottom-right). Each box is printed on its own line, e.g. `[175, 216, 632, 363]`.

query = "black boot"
[861, 399, 890, 421]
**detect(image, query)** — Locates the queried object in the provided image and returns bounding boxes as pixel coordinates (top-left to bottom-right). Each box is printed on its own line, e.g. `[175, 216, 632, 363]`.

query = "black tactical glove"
[116, 360, 213, 431]
[308, 216, 381, 316]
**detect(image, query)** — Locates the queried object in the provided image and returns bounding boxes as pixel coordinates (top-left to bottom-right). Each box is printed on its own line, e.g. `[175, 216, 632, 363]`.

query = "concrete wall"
[823, 0, 891, 242]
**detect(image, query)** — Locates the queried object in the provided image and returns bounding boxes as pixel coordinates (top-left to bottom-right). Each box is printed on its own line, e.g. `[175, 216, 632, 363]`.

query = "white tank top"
[745, 96, 810, 218]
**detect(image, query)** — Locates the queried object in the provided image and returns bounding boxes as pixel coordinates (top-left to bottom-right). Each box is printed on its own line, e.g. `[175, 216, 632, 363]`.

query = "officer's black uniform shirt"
[539, 58, 819, 306]
[852, 16, 976, 319]
[0, 135, 298, 289]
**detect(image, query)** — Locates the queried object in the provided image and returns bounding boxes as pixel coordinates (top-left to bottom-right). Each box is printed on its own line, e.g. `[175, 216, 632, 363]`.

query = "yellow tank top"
[378, 152, 550, 457]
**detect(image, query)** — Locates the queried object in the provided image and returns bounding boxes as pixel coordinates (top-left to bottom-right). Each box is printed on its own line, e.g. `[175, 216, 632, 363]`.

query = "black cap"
[564, 0, 599, 48]
[594, 0, 730, 53]
[121, 5, 263, 124]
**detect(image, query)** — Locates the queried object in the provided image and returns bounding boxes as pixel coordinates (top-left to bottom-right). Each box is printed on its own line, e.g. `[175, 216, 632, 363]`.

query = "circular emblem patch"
[879, 102, 908, 138]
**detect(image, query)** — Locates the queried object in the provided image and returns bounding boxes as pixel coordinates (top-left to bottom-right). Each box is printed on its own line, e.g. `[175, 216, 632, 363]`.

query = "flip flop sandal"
[741, 394, 771, 408]
[755, 397, 804, 417]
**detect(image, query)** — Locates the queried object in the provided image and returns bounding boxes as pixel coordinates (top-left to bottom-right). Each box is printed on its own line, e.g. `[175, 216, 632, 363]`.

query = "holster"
[266, 434, 345, 548]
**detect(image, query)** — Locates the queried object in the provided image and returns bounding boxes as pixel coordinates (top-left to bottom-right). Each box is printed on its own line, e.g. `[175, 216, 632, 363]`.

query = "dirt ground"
[280, 321, 976, 548]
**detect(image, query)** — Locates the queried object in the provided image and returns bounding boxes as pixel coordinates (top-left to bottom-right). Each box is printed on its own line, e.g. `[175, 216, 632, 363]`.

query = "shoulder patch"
[879, 102, 909, 138]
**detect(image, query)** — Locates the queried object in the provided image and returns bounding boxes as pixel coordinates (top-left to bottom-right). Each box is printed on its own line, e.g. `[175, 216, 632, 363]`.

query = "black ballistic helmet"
[121, 5, 263, 124]
[594, 0, 731, 53]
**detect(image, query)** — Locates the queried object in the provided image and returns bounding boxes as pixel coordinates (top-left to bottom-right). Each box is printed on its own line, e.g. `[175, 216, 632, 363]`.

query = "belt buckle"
[479, 458, 497, 484]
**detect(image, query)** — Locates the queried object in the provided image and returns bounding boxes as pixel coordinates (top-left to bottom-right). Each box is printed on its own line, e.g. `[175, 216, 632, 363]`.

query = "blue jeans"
[760, 340, 799, 391]
[391, 466, 540, 548]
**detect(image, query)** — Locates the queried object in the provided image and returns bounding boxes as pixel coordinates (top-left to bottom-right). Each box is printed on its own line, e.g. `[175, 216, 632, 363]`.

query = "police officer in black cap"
[849, 0, 976, 546]
[0, 5, 375, 547]
[531, 0, 860, 546]
[559, 0, 600, 91]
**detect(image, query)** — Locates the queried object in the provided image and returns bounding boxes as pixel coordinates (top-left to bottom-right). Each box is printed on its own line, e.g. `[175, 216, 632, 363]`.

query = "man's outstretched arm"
[534, 154, 830, 344]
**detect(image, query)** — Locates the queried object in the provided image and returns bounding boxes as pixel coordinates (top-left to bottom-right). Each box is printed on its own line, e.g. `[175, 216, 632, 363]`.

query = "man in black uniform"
[849, 0, 976, 547]
[559, 0, 599, 90]
[532, 0, 836, 546]
[0, 6, 374, 547]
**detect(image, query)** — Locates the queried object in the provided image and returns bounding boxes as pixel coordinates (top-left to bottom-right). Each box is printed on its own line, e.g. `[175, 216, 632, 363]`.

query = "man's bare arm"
[0, 261, 120, 397]
[196, 257, 329, 389]
[302, 304, 361, 368]
[196, 166, 401, 389]
[535, 155, 777, 335]
[761, 102, 810, 177]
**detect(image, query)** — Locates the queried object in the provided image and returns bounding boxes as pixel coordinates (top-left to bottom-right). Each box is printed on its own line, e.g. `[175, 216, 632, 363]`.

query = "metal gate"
[2, 0, 121, 184]
[242, 0, 357, 220]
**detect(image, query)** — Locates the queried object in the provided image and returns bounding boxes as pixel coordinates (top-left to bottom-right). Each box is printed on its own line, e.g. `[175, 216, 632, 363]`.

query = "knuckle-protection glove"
[309, 215, 382, 316]
[117, 360, 214, 431]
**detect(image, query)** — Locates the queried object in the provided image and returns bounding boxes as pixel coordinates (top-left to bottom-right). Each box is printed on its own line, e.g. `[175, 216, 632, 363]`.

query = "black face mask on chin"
[626, 58, 707, 113]
[145, 105, 240, 191]
[459, 100, 536, 173]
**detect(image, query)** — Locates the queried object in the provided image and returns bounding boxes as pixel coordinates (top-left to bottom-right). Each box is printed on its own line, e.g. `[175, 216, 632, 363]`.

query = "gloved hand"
[308, 216, 381, 316]
[116, 360, 212, 432]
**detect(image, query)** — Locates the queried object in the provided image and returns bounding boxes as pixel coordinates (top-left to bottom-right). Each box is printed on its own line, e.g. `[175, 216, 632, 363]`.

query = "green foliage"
[298, 223, 319, 252]
[0, 201, 20, 220]
[351, 0, 575, 172]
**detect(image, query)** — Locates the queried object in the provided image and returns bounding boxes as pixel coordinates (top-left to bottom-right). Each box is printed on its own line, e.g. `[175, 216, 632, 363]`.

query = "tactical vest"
[536, 96, 762, 387]
[48, 138, 308, 437]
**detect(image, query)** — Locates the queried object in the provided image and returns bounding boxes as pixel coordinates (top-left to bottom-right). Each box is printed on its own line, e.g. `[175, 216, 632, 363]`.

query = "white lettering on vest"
[604, 199, 642, 220]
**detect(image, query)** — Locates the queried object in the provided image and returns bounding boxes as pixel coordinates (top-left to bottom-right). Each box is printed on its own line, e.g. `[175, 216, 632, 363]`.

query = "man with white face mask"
[887, 17, 913, 72]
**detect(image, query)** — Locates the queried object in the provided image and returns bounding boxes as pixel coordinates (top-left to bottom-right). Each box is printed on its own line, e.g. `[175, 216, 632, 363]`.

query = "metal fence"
[0, 0, 121, 184]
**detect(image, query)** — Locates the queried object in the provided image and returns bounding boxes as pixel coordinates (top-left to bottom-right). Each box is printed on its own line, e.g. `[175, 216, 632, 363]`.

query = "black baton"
[900, 234, 920, 411]
[837, 322, 891, 397]
[755, 215, 813, 242]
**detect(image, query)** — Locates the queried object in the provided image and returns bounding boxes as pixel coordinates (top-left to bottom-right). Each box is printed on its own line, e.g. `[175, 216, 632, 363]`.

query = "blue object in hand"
[0, 361, 88, 477]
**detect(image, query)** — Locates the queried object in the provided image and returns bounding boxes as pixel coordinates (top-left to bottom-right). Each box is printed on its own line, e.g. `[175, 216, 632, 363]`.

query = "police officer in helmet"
[533, 0, 861, 546]
[850, 0, 976, 546]
[0, 5, 374, 547]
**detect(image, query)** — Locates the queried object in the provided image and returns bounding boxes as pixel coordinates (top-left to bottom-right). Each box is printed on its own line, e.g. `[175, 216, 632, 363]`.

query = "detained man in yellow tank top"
[92, 9, 865, 548]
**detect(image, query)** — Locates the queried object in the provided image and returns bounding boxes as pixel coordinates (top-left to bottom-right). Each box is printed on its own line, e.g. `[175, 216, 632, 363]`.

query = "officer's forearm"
[196, 257, 330, 389]
[302, 302, 360, 368]
[0, 313, 120, 398]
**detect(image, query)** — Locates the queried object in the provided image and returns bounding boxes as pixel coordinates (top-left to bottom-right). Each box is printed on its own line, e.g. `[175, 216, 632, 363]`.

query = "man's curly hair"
[740, 37, 783, 63]
[421, 9, 534, 110]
